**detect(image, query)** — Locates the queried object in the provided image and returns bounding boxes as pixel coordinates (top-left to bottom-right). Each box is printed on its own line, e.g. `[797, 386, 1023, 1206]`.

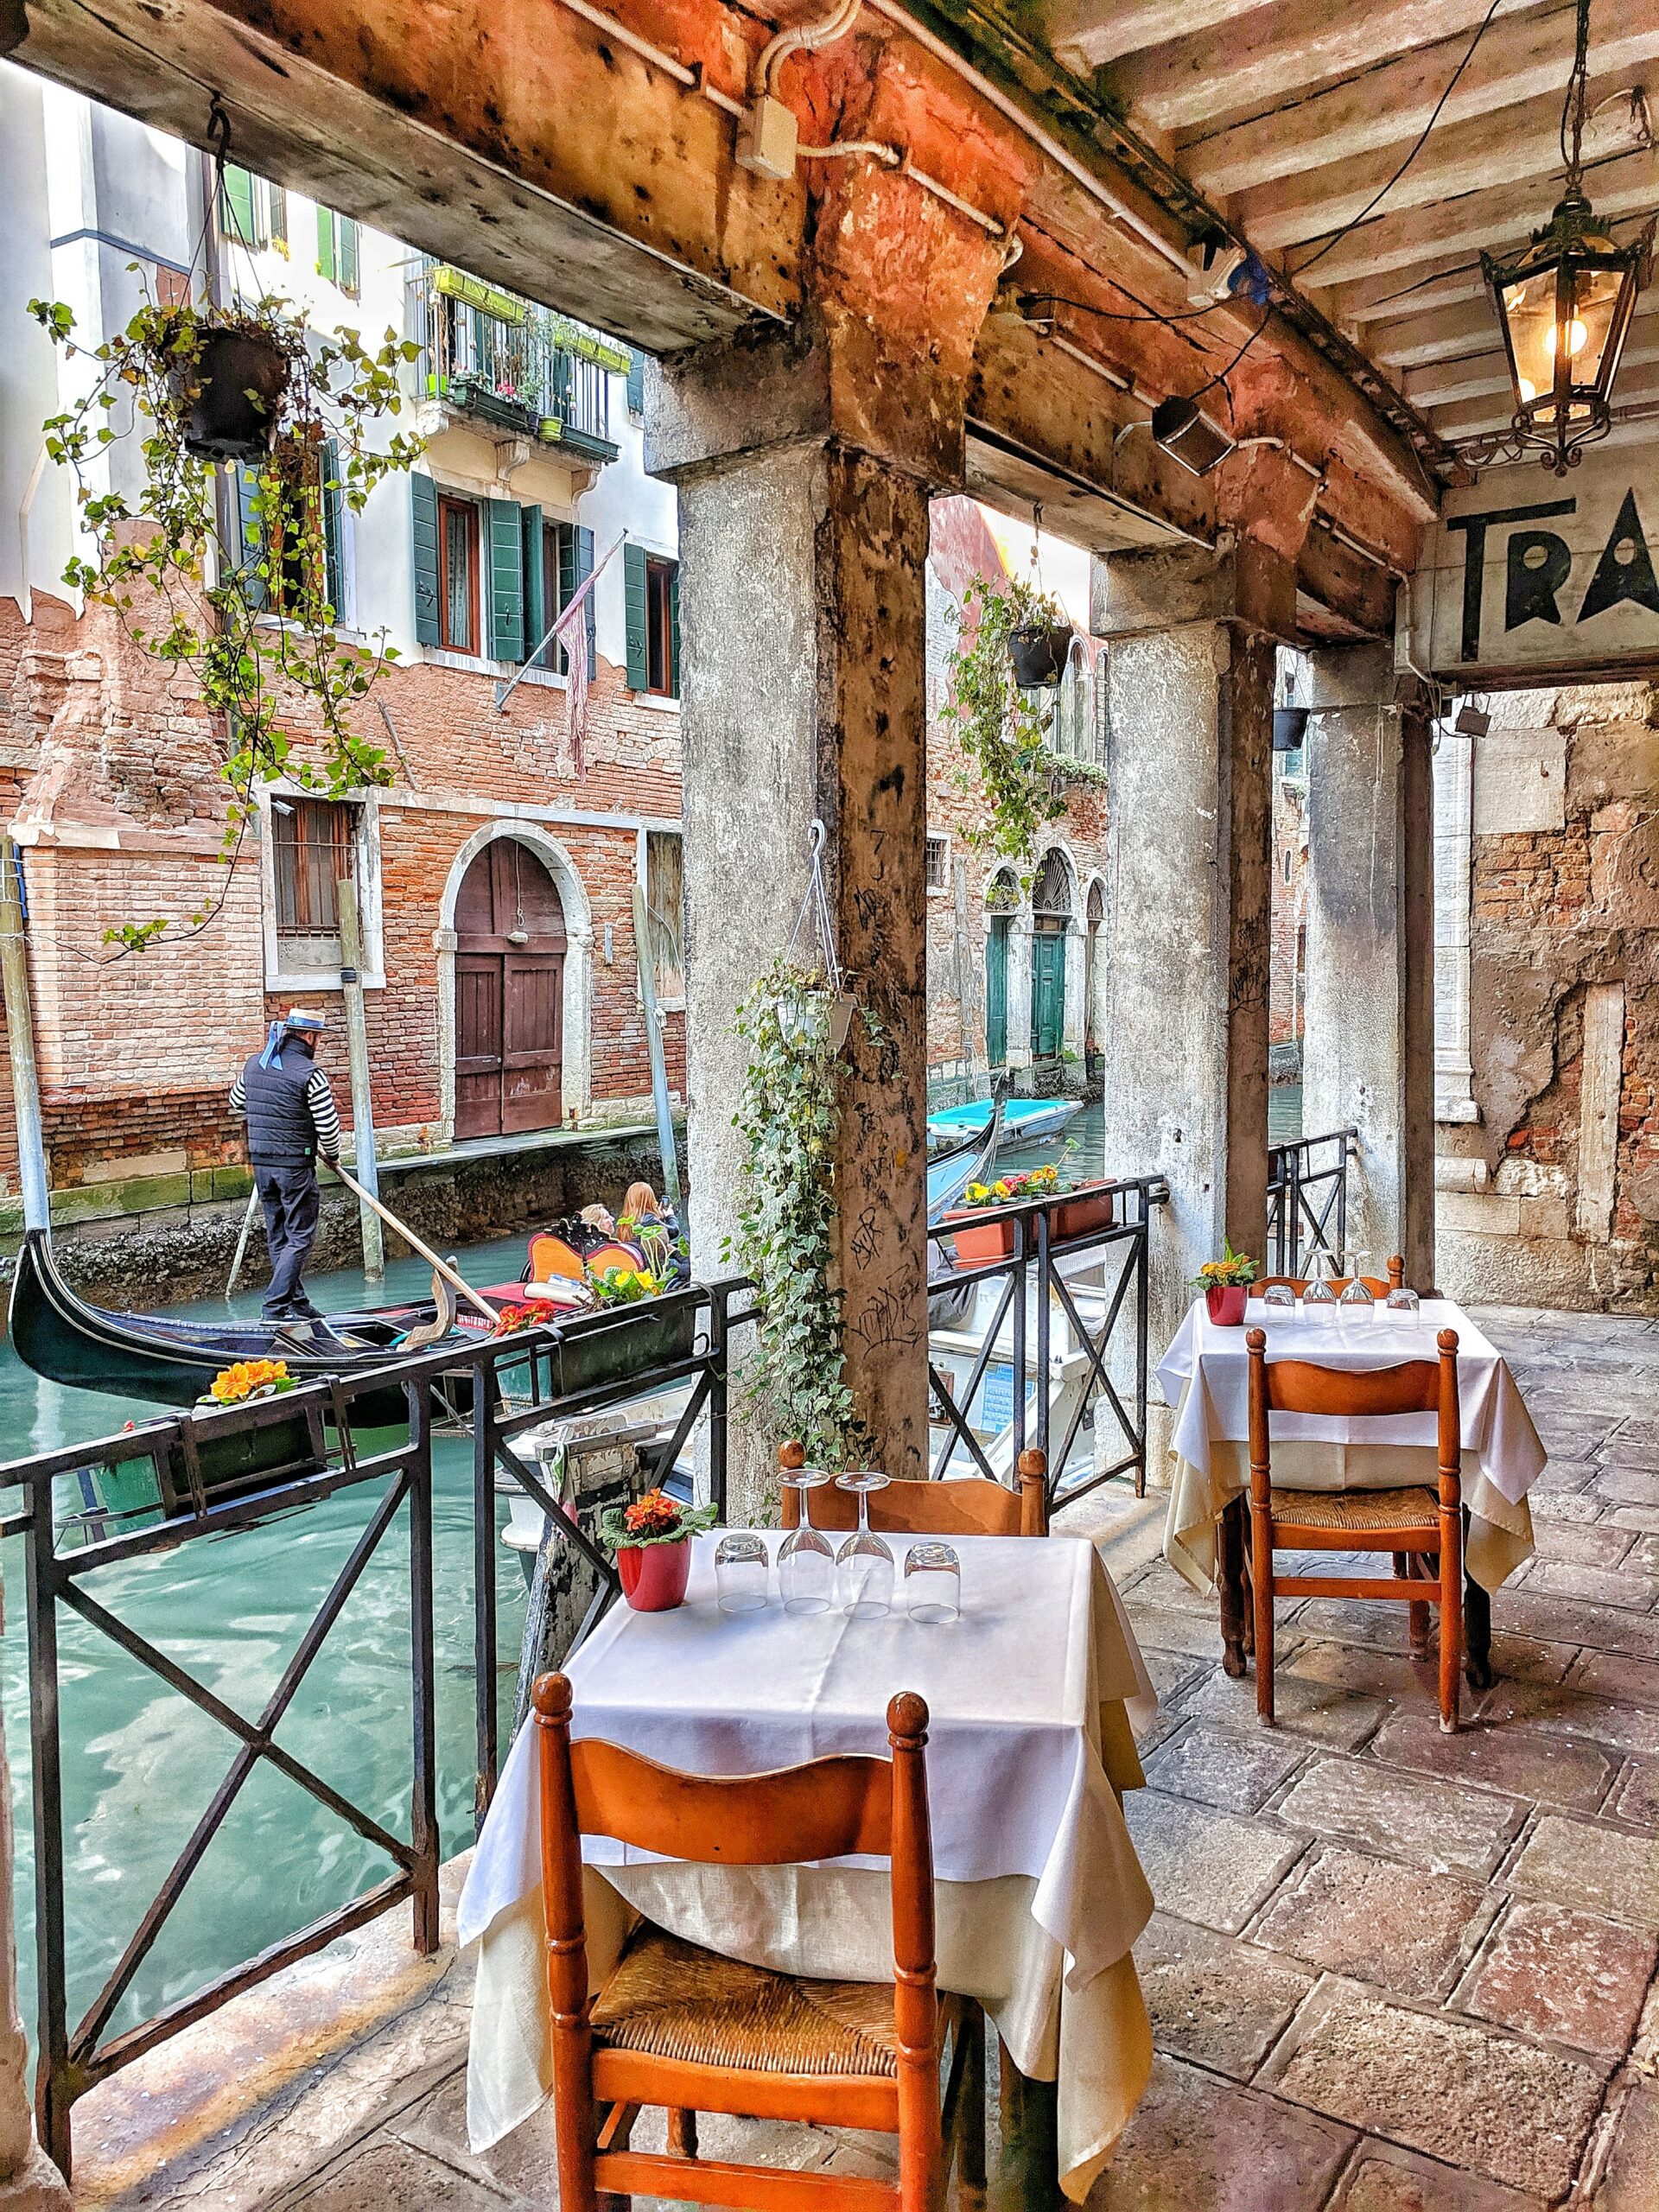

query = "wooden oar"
[329, 1162, 501, 1325]
[226, 1184, 262, 1298]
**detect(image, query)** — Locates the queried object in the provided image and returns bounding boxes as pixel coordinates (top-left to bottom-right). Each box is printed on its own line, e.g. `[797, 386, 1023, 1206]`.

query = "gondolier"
[229, 1007, 342, 1324]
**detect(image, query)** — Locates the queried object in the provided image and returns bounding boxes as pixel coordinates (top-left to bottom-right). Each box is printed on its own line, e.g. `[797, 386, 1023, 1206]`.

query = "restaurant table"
[458, 1529, 1159, 2204]
[1156, 1295, 1545, 1681]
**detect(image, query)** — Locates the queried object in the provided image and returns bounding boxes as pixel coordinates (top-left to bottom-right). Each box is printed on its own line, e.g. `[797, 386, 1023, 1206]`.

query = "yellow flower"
[209, 1357, 289, 1403]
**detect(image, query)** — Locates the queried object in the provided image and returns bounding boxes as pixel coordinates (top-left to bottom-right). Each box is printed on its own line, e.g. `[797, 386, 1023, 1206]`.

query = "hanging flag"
[550, 533, 624, 778]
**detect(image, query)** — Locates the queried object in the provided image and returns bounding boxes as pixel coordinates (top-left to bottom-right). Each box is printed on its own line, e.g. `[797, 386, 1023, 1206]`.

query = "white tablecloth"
[458, 1529, 1158, 2202]
[1157, 1297, 1545, 1592]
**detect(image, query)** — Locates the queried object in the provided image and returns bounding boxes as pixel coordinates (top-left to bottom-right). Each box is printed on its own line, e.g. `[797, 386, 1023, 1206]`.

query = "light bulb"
[1518, 377, 1537, 402]
[1544, 318, 1588, 359]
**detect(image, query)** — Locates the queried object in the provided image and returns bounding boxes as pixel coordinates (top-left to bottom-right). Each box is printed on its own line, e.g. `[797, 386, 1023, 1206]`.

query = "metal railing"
[925, 1174, 1168, 1507]
[4, 1281, 752, 2181]
[407, 261, 619, 456]
[1266, 1126, 1357, 1277]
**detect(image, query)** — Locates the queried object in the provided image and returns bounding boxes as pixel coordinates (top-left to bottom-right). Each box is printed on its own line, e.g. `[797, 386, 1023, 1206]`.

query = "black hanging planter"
[1008, 620, 1074, 690]
[1273, 706, 1311, 753]
[177, 326, 291, 461]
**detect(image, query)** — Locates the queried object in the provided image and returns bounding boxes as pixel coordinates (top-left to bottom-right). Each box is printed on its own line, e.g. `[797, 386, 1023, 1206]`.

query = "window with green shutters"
[218, 163, 261, 246]
[410, 474, 441, 645]
[316, 207, 361, 296]
[625, 545, 680, 697]
[521, 504, 546, 667]
[320, 436, 346, 620]
[227, 436, 346, 620]
[626, 348, 645, 417]
[485, 499, 524, 663]
[556, 523, 596, 679]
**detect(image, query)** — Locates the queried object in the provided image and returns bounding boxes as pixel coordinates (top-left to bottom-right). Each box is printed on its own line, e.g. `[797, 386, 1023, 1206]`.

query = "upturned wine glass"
[777, 1444, 836, 1615]
[1339, 1250, 1376, 1319]
[1302, 1250, 1339, 1321]
[836, 1469, 894, 1618]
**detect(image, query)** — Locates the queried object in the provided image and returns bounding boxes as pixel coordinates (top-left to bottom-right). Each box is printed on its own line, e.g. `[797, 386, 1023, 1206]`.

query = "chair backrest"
[1251, 1255, 1406, 1298]
[1246, 1324, 1461, 1477]
[527, 1232, 587, 1283]
[533, 1673, 937, 2013]
[584, 1239, 647, 1278]
[777, 1444, 1047, 1537]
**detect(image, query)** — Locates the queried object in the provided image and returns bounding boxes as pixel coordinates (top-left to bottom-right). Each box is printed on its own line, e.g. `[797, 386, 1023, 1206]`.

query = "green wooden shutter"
[667, 559, 680, 698]
[320, 437, 345, 619]
[626, 348, 645, 415]
[338, 216, 359, 295]
[624, 541, 648, 690]
[267, 182, 287, 246]
[220, 164, 257, 245]
[234, 463, 267, 610]
[486, 499, 524, 662]
[521, 504, 544, 666]
[577, 525, 595, 679]
[410, 473, 440, 645]
[316, 205, 335, 283]
[556, 520, 576, 677]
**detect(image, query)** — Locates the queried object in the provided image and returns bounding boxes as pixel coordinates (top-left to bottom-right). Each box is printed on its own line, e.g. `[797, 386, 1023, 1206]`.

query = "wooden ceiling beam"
[1404, 321, 1659, 407]
[1426, 355, 1659, 438]
[1045, 0, 1264, 74]
[1318, 252, 1487, 329]
[1376, 282, 1659, 369]
[1101, 0, 1518, 137]
[1281, 143, 1659, 289]
[1179, 3, 1659, 199]
[1234, 73, 1651, 251]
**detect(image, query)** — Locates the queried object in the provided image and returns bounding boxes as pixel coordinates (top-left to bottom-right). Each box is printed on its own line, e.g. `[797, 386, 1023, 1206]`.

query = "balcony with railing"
[407, 259, 625, 466]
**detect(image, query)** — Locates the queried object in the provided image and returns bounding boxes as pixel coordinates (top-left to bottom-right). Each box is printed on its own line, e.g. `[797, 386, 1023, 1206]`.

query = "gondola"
[7, 1229, 478, 1422]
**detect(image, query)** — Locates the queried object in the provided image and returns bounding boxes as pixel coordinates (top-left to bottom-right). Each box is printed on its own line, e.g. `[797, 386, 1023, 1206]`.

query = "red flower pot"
[1052, 1182, 1116, 1242]
[944, 1208, 1016, 1262]
[1205, 1283, 1249, 1326]
[617, 1538, 693, 1611]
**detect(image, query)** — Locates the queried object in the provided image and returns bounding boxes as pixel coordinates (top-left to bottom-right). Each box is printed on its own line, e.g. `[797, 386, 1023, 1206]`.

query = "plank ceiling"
[1046, 0, 1659, 453]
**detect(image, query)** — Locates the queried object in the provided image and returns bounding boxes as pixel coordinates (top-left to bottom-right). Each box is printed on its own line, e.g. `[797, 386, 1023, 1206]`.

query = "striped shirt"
[229, 1063, 342, 1163]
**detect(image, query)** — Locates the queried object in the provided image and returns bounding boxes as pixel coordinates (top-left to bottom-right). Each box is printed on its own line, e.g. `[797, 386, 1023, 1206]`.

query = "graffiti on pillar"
[1407, 443, 1659, 684]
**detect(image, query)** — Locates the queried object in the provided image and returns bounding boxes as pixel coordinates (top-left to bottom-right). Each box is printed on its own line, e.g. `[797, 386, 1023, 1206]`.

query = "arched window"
[1032, 848, 1073, 921]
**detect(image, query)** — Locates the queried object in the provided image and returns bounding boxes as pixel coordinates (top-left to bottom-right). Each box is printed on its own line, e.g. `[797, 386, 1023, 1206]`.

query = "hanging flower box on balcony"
[945, 1168, 1118, 1261]
[1051, 1181, 1117, 1242]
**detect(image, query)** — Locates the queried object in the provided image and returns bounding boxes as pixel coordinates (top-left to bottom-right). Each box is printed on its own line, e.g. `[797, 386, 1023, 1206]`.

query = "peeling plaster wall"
[1435, 680, 1659, 1311]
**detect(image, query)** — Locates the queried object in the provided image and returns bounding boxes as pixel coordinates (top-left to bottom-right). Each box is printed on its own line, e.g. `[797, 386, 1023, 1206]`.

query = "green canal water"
[0, 1232, 533, 2056]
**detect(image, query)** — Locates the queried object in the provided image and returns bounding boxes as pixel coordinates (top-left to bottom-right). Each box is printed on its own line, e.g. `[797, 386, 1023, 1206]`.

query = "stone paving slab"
[281, 2138, 518, 2209]
[1608, 1502, 1659, 1533]
[1593, 1467, 1659, 1509]
[1141, 1720, 1313, 1815]
[1531, 1520, 1638, 1567]
[1610, 1759, 1659, 1829]
[1324, 2139, 1549, 2210]
[1492, 1588, 1659, 1659]
[1084, 2056, 1354, 2211]
[1256, 1978, 1609, 2196]
[1459, 1898, 1656, 2061]
[1578, 1651, 1659, 1711]
[1589, 2081, 1659, 2210]
[1529, 1488, 1605, 1524]
[1272, 1756, 1529, 1879]
[1365, 1709, 1618, 1810]
[1122, 1789, 1306, 1934]
[1176, 1661, 1388, 1752]
[1508, 1814, 1659, 1929]
[1474, 1676, 1659, 1760]
[1131, 1914, 1313, 2080]
[1253, 1844, 1496, 2000]
[1522, 1559, 1659, 1611]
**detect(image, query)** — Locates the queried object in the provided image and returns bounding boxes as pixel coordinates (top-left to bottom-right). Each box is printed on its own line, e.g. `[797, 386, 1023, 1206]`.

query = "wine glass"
[836, 1469, 894, 1618]
[715, 1532, 770, 1612]
[1302, 1250, 1338, 1322]
[1262, 1282, 1296, 1318]
[905, 1541, 961, 1624]
[777, 1444, 836, 1615]
[1339, 1250, 1376, 1320]
[1385, 1283, 1421, 1318]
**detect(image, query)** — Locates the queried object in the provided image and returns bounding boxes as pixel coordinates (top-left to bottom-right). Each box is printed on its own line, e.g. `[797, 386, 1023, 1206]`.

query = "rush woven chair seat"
[534, 1671, 984, 2211]
[1247, 1325, 1464, 1733]
[780, 1440, 1049, 1538]
[590, 1928, 902, 2077]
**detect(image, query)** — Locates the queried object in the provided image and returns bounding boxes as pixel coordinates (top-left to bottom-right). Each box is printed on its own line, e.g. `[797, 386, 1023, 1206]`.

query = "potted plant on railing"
[598, 1487, 719, 1612]
[940, 572, 1070, 876]
[551, 1262, 699, 1400]
[1195, 1242, 1259, 1325]
[181, 1357, 322, 1497]
[944, 1148, 1119, 1262]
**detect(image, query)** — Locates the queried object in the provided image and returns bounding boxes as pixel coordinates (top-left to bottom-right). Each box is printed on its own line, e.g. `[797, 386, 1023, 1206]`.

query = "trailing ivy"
[29, 288, 422, 950]
[939, 571, 1070, 877]
[724, 957, 878, 1467]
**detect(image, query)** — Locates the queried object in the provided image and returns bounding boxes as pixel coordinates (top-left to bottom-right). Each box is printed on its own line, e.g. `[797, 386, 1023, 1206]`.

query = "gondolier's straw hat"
[285, 1007, 326, 1033]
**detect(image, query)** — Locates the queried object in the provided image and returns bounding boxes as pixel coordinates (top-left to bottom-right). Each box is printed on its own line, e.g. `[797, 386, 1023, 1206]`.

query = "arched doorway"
[1030, 849, 1072, 1059]
[985, 868, 1020, 1067]
[454, 837, 567, 1138]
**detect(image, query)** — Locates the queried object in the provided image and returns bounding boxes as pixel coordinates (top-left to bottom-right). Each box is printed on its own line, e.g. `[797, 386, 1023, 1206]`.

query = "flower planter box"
[944, 1208, 1017, 1263]
[162, 1400, 326, 1513]
[554, 1300, 699, 1400]
[1050, 1182, 1116, 1242]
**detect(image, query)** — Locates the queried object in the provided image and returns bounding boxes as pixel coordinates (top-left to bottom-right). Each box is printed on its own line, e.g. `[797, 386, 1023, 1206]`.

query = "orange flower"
[623, 1488, 683, 1538]
[209, 1357, 290, 1403]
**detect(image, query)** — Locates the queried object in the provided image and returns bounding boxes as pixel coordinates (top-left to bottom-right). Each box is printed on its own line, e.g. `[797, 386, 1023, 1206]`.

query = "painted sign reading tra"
[1404, 443, 1659, 687]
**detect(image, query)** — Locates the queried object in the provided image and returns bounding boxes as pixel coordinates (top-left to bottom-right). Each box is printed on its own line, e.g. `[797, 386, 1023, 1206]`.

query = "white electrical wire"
[758, 0, 862, 97]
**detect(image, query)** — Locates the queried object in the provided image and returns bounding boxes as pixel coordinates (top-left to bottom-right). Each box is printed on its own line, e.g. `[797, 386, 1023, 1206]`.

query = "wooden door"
[454, 840, 567, 1139]
[1032, 927, 1065, 1059]
[986, 918, 1008, 1067]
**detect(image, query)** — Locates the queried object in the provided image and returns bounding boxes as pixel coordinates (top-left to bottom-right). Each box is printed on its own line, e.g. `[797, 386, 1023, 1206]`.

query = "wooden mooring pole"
[0, 836, 50, 1234]
[336, 876, 385, 1282]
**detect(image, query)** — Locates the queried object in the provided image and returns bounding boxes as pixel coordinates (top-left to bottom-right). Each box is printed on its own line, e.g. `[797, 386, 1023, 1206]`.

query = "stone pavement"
[73, 1305, 1659, 2210]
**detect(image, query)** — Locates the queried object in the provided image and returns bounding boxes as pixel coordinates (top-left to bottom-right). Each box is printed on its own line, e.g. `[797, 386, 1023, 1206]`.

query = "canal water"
[0, 1231, 533, 2057]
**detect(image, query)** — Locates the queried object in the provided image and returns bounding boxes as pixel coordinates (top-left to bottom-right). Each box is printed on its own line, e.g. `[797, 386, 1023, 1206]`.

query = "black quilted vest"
[241, 1039, 318, 1166]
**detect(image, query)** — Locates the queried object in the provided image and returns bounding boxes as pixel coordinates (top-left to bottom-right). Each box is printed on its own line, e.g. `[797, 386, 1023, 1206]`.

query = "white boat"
[925, 1096, 1081, 1148]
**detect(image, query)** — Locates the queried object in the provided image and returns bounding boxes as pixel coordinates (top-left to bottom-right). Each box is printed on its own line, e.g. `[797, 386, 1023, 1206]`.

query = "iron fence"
[3, 1281, 750, 2181]
[925, 1173, 1168, 1506]
[1266, 1126, 1357, 1277]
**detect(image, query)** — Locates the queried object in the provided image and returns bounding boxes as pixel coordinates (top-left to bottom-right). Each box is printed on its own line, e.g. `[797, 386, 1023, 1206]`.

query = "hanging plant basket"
[1273, 706, 1311, 753]
[778, 985, 857, 1055]
[1008, 620, 1074, 690]
[175, 323, 293, 461]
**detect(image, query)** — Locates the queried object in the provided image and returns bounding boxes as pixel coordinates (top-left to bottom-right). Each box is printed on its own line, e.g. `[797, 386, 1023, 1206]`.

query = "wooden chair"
[1249, 1254, 1406, 1299]
[534, 1671, 982, 2211]
[1246, 1325, 1464, 1732]
[779, 1443, 1049, 1539]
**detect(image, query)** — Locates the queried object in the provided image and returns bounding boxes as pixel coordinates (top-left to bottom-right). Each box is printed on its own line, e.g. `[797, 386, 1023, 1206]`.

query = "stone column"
[649, 326, 950, 1503]
[1302, 644, 1436, 1289]
[1092, 543, 1281, 1466]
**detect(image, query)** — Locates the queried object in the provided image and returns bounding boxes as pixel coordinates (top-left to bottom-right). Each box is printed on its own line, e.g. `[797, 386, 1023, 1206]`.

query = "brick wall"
[1268, 764, 1308, 1051]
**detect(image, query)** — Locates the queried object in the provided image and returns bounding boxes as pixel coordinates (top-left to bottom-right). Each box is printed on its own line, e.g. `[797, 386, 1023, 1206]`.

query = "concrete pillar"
[1302, 644, 1436, 1290]
[1092, 543, 1281, 1461]
[650, 327, 945, 1502]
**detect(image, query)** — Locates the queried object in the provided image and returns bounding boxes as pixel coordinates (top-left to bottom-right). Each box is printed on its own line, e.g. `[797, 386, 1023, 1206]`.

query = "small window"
[316, 207, 360, 296]
[154, 264, 191, 308]
[273, 798, 355, 967]
[925, 835, 949, 892]
[645, 555, 678, 697]
[643, 830, 685, 1003]
[1283, 847, 1293, 885]
[439, 495, 479, 654]
[232, 434, 346, 622]
[218, 163, 264, 246]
